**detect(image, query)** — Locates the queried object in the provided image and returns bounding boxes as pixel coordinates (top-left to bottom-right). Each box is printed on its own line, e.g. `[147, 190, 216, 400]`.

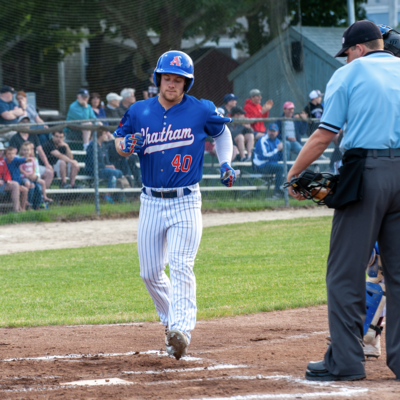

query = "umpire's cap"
[153, 51, 194, 92]
[335, 20, 382, 57]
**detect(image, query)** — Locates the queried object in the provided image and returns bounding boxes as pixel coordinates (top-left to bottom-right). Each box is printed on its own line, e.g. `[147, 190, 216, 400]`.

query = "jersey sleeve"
[203, 100, 232, 138]
[113, 108, 135, 138]
[319, 68, 348, 134]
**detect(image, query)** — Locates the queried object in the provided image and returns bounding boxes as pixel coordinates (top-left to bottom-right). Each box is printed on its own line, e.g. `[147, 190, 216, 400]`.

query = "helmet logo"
[170, 56, 182, 66]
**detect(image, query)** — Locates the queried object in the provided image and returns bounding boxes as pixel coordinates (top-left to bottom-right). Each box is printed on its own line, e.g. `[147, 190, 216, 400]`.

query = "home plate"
[63, 378, 133, 386]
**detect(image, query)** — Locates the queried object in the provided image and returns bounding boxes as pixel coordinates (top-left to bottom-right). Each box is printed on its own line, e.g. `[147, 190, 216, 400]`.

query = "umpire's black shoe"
[306, 360, 366, 381]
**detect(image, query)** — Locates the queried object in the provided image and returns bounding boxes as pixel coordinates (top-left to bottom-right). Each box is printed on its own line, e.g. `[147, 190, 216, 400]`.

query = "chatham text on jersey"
[141, 124, 194, 154]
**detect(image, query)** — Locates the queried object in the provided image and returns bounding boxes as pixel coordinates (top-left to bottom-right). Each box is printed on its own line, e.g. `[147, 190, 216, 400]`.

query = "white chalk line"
[0, 374, 369, 396]
[1, 349, 201, 362]
[122, 363, 248, 375]
[184, 389, 368, 400]
[193, 330, 330, 355]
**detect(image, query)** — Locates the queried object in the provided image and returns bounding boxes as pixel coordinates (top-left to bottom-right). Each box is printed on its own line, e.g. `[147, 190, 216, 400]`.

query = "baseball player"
[288, 20, 400, 381]
[113, 50, 236, 360]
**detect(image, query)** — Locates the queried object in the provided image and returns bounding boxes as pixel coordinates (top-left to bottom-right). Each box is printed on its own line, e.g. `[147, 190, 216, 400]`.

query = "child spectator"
[0, 144, 21, 212]
[230, 106, 254, 161]
[9, 115, 54, 189]
[4, 147, 31, 211]
[19, 142, 51, 204]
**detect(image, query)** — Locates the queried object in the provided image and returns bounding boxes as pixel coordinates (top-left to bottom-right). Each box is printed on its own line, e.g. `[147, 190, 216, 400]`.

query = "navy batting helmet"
[378, 24, 400, 57]
[153, 50, 194, 92]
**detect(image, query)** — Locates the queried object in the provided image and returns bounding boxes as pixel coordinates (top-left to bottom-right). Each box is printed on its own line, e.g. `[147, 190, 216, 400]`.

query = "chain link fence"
[0, 0, 359, 225]
[0, 116, 341, 225]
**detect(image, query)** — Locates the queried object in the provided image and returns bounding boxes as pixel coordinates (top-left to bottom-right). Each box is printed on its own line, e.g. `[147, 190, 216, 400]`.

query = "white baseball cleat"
[364, 335, 381, 358]
[166, 329, 189, 360]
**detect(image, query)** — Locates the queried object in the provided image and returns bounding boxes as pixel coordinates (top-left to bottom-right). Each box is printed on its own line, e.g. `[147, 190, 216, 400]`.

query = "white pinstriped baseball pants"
[137, 189, 202, 343]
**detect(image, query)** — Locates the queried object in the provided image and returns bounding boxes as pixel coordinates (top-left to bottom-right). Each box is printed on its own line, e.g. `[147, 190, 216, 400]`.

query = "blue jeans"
[255, 163, 284, 194]
[99, 168, 123, 188]
[286, 140, 303, 160]
[28, 182, 43, 209]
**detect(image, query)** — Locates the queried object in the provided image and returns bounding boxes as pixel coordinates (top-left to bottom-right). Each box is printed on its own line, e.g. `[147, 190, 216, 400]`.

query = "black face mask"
[383, 29, 400, 57]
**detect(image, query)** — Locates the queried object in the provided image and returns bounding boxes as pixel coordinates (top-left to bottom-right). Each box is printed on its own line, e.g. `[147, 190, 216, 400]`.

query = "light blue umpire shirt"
[319, 51, 400, 150]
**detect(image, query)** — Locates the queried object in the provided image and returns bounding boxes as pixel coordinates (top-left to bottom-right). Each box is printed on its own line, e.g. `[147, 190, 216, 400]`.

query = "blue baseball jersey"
[114, 95, 231, 188]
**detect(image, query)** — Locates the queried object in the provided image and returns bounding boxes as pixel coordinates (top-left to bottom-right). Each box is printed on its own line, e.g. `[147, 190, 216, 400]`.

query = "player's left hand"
[220, 162, 236, 187]
[119, 133, 143, 154]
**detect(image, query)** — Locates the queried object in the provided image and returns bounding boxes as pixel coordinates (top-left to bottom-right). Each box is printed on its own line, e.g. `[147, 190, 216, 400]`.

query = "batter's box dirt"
[0, 306, 398, 399]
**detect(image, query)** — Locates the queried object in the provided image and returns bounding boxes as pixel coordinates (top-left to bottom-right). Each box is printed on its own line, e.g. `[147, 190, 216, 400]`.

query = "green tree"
[240, 0, 367, 56]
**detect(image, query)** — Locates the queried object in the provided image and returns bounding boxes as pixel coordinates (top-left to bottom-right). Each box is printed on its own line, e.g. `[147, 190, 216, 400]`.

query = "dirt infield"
[0, 207, 333, 255]
[0, 305, 398, 399]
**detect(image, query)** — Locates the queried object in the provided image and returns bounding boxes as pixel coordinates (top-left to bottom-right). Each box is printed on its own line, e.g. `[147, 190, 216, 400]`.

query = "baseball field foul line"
[1, 349, 202, 362]
[122, 364, 247, 375]
[184, 389, 369, 400]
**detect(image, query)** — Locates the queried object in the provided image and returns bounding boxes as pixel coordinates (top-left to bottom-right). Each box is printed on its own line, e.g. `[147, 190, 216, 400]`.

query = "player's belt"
[142, 188, 192, 199]
[367, 149, 400, 157]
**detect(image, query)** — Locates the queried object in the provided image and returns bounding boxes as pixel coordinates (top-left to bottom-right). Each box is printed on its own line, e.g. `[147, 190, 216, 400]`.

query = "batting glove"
[119, 133, 143, 155]
[220, 162, 236, 187]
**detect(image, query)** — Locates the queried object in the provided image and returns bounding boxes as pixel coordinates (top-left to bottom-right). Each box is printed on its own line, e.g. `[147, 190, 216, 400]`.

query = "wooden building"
[229, 27, 346, 116]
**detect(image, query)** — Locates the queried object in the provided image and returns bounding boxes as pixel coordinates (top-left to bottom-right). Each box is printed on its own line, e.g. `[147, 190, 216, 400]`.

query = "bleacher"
[43, 137, 334, 196]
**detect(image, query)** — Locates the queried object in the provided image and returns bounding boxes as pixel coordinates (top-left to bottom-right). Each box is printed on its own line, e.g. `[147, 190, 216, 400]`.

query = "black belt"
[142, 187, 192, 199]
[367, 149, 400, 158]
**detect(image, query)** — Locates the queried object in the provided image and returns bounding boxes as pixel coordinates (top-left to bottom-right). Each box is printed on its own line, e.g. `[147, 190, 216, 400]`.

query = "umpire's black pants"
[324, 156, 400, 378]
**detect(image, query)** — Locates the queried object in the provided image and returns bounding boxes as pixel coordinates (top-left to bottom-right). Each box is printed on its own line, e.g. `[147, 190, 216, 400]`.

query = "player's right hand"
[119, 133, 143, 154]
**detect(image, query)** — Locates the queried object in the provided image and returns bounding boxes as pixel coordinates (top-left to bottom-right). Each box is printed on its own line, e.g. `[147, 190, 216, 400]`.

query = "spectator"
[86, 130, 123, 202]
[230, 106, 254, 161]
[4, 147, 31, 210]
[16, 91, 47, 126]
[9, 116, 54, 189]
[42, 131, 80, 189]
[141, 68, 158, 100]
[0, 85, 24, 125]
[65, 88, 97, 150]
[19, 142, 51, 204]
[304, 90, 324, 119]
[90, 93, 108, 122]
[90, 93, 114, 142]
[117, 88, 136, 116]
[252, 123, 288, 199]
[104, 93, 123, 119]
[0, 144, 21, 212]
[16, 91, 49, 145]
[217, 94, 237, 117]
[275, 102, 305, 160]
[243, 89, 273, 140]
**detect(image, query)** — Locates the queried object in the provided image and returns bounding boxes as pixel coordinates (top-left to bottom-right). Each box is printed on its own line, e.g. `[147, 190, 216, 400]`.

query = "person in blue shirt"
[253, 123, 289, 199]
[113, 50, 236, 360]
[288, 20, 400, 382]
[0, 86, 25, 125]
[65, 89, 98, 150]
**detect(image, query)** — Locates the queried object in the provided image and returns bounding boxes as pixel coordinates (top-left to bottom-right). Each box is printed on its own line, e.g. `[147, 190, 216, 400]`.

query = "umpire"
[287, 20, 400, 381]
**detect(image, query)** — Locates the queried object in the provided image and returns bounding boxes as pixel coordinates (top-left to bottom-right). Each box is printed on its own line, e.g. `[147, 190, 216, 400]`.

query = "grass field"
[0, 216, 332, 327]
